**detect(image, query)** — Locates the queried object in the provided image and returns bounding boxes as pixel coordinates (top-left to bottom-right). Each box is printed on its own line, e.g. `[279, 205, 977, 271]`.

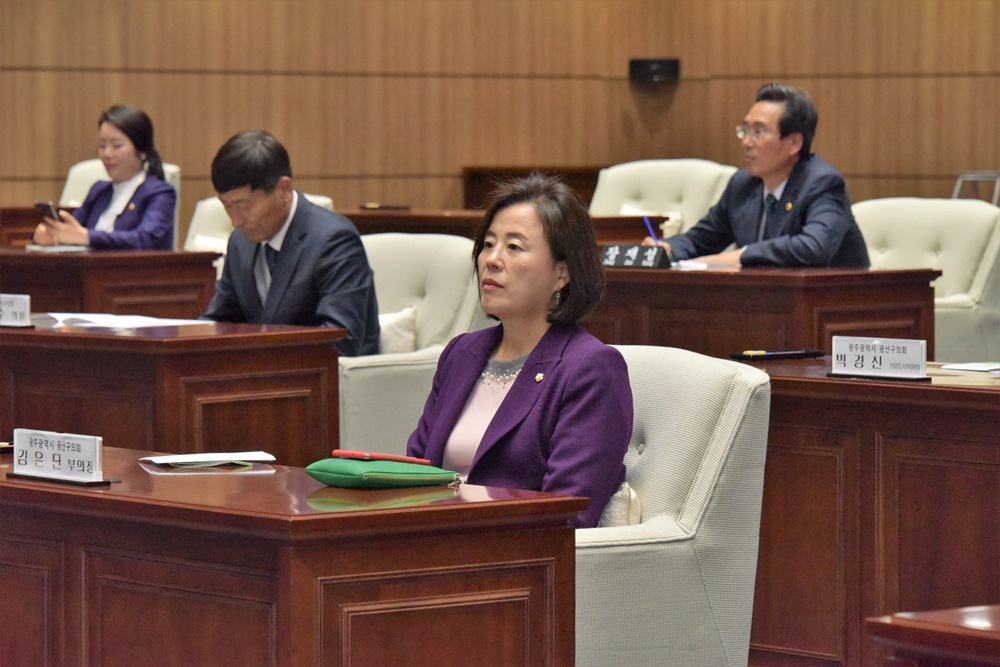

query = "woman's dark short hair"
[472, 173, 605, 325]
[211, 130, 292, 194]
[756, 82, 817, 159]
[99, 105, 164, 180]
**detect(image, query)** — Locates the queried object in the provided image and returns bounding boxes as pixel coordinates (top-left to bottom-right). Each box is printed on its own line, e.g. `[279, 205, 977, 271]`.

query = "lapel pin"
[535, 373, 544, 383]
[785, 202, 793, 211]
[128, 202, 136, 211]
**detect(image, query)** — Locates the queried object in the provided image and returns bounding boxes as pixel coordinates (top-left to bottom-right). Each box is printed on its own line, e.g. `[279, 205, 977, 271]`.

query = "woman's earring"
[554, 290, 561, 308]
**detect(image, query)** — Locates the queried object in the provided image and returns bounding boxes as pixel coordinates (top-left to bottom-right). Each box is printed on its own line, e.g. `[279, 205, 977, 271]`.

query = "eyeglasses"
[735, 124, 775, 142]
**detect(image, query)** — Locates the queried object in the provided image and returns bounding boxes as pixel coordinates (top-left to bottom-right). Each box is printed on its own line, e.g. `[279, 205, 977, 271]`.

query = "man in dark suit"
[649, 83, 869, 267]
[201, 130, 380, 356]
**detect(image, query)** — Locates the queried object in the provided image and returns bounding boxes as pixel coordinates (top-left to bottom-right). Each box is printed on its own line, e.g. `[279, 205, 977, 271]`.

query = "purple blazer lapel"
[85, 183, 114, 228]
[419, 327, 499, 464]
[470, 325, 572, 469]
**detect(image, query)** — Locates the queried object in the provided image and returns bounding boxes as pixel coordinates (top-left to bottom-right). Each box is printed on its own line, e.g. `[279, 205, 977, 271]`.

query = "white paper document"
[25, 244, 88, 253]
[32, 312, 206, 328]
[940, 362, 1000, 372]
[672, 260, 709, 270]
[139, 451, 276, 467]
[138, 461, 276, 475]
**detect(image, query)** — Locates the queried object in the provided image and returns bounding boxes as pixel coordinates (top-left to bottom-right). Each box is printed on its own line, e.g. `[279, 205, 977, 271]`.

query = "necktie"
[264, 244, 279, 276]
[759, 194, 778, 242]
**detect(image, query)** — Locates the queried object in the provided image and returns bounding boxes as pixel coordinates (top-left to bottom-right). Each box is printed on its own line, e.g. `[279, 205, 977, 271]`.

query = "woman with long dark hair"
[32, 104, 176, 249]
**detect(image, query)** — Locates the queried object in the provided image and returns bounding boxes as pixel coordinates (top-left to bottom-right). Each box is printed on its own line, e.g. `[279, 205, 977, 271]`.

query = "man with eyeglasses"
[645, 83, 869, 267]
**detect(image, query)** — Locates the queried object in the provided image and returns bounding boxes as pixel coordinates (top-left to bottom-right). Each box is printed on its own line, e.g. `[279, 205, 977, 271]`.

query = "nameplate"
[0, 294, 32, 328]
[829, 336, 928, 381]
[9, 428, 110, 485]
[601, 244, 670, 269]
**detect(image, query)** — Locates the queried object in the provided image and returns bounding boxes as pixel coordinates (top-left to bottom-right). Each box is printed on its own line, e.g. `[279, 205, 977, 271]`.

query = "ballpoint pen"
[642, 215, 659, 242]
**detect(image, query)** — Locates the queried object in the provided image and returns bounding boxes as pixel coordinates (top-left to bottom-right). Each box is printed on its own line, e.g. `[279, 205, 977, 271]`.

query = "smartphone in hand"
[35, 200, 59, 220]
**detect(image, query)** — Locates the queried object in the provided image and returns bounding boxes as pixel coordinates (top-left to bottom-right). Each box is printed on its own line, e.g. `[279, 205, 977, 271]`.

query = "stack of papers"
[139, 452, 276, 467]
[940, 362, 1000, 372]
[31, 312, 206, 328]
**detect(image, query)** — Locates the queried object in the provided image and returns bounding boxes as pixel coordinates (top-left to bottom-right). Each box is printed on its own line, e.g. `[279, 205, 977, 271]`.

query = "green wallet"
[305, 457, 461, 489]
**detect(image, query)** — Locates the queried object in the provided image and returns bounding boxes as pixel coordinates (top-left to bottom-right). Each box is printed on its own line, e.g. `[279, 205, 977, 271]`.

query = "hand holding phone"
[35, 200, 59, 221]
[331, 449, 432, 465]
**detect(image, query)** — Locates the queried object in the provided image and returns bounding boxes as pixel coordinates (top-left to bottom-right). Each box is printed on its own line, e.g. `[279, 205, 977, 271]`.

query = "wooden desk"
[342, 208, 659, 246]
[0, 322, 344, 467]
[0, 446, 584, 666]
[745, 359, 1000, 667]
[462, 165, 603, 209]
[866, 606, 1000, 666]
[0, 206, 41, 247]
[587, 267, 940, 359]
[0, 248, 219, 319]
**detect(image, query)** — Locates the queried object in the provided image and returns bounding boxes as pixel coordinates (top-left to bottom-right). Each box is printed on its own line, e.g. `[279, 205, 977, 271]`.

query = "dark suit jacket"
[666, 154, 870, 267]
[201, 193, 380, 357]
[407, 323, 633, 528]
[73, 176, 176, 250]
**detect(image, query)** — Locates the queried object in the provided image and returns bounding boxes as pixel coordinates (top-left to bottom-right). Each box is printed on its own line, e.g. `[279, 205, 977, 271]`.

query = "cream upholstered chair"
[588, 159, 737, 236]
[576, 345, 771, 667]
[338, 233, 493, 454]
[853, 197, 1000, 362]
[183, 193, 335, 276]
[59, 158, 183, 248]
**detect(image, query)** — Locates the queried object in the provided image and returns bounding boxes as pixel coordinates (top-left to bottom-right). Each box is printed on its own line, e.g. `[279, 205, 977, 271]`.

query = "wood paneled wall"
[2, 1, 997, 242]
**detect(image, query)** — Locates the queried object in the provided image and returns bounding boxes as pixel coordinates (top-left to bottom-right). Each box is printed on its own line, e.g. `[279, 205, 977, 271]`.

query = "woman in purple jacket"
[407, 174, 634, 528]
[32, 105, 176, 250]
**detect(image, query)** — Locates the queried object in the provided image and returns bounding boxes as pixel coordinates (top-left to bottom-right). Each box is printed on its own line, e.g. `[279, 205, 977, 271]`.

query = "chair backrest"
[588, 159, 737, 235]
[361, 233, 487, 350]
[59, 158, 183, 248]
[612, 345, 771, 531]
[854, 197, 1000, 302]
[182, 192, 335, 254]
[574, 345, 770, 666]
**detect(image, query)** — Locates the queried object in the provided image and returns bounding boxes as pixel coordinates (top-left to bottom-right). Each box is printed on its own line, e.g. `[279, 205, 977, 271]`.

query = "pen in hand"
[642, 216, 659, 243]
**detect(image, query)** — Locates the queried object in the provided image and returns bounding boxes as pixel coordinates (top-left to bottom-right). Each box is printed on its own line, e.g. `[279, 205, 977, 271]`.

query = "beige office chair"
[588, 159, 737, 236]
[183, 193, 335, 276]
[576, 345, 771, 667]
[854, 197, 1000, 362]
[58, 158, 183, 248]
[338, 233, 493, 454]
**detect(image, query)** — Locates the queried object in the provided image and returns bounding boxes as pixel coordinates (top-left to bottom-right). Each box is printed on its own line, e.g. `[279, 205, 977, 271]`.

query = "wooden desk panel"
[866, 606, 1000, 666]
[587, 267, 939, 359]
[0, 248, 219, 319]
[342, 208, 660, 246]
[745, 360, 1000, 667]
[0, 323, 344, 467]
[462, 166, 603, 209]
[0, 446, 584, 666]
[0, 206, 38, 247]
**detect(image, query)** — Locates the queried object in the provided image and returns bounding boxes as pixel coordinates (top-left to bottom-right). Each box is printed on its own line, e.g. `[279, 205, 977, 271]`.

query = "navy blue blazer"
[407, 324, 633, 528]
[666, 154, 870, 267]
[201, 193, 380, 357]
[72, 175, 176, 250]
